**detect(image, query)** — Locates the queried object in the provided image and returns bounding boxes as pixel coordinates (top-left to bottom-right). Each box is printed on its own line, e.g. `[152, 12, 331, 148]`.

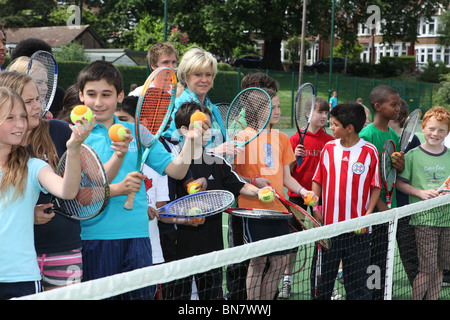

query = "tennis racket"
[27, 50, 58, 118]
[225, 87, 272, 163]
[216, 102, 230, 125]
[45, 144, 109, 220]
[399, 108, 421, 153]
[124, 67, 177, 210]
[381, 139, 397, 208]
[157, 190, 235, 219]
[436, 174, 450, 194]
[225, 207, 292, 220]
[294, 83, 315, 165]
[273, 190, 330, 249]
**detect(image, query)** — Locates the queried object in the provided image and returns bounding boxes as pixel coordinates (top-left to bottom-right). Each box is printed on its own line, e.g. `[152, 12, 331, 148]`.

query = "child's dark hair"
[369, 85, 398, 110]
[330, 101, 367, 133]
[117, 95, 139, 117]
[175, 101, 212, 129]
[314, 97, 329, 112]
[77, 60, 124, 95]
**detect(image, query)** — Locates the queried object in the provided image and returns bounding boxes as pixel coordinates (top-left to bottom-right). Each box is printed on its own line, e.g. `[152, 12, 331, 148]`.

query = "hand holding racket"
[294, 83, 315, 165]
[27, 50, 58, 118]
[124, 67, 177, 210]
[156, 190, 235, 219]
[382, 139, 397, 208]
[45, 144, 109, 220]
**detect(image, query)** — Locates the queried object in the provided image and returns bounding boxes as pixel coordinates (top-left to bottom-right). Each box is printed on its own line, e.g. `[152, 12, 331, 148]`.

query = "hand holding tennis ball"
[109, 124, 128, 142]
[190, 111, 207, 127]
[187, 182, 201, 194]
[391, 151, 402, 163]
[70, 105, 93, 125]
[303, 193, 318, 206]
[259, 187, 274, 203]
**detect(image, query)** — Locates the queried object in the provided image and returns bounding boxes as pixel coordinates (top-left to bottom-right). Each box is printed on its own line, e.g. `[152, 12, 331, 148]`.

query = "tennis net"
[17, 193, 450, 301]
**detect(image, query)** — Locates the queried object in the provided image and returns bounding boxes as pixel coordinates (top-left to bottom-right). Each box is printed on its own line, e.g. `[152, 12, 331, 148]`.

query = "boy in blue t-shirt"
[76, 60, 207, 299]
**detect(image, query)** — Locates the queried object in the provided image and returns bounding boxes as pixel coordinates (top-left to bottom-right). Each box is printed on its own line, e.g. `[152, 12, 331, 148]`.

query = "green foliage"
[438, 10, 450, 47]
[333, 42, 364, 62]
[435, 73, 450, 108]
[419, 60, 450, 83]
[54, 42, 89, 62]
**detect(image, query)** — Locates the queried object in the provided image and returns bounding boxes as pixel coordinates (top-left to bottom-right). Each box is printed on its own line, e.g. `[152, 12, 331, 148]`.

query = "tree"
[438, 10, 450, 47]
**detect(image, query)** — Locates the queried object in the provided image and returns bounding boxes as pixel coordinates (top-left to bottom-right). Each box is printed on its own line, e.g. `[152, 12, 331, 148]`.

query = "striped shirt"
[312, 138, 381, 226]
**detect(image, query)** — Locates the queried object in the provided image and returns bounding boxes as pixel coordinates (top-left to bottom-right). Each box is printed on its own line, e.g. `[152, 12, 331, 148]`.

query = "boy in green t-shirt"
[397, 106, 450, 300]
[359, 85, 405, 300]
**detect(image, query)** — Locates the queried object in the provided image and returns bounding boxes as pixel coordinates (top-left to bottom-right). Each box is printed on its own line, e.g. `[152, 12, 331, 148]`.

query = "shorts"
[243, 218, 290, 256]
[36, 248, 82, 290]
[81, 238, 155, 300]
[415, 226, 450, 273]
[0, 281, 41, 300]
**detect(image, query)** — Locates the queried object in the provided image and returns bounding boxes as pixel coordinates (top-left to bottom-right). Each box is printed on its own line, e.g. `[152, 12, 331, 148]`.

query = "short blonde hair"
[6, 56, 30, 73]
[177, 47, 217, 87]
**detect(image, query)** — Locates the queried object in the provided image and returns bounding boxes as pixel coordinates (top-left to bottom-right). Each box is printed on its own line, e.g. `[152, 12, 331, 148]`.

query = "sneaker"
[331, 287, 343, 300]
[278, 281, 291, 299]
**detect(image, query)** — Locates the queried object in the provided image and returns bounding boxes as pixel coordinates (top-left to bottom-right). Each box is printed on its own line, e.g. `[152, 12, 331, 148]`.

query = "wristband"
[298, 187, 305, 196]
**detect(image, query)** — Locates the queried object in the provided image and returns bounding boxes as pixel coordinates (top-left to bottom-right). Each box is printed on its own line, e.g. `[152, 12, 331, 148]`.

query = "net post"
[384, 208, 399, 300]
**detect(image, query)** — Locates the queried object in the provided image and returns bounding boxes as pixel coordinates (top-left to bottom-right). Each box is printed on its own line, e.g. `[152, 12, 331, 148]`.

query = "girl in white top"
[0, 87, 93, 299]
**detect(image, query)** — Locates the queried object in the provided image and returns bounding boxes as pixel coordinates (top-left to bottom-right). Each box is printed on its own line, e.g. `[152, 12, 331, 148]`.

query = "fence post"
[291, 72, 295, 127]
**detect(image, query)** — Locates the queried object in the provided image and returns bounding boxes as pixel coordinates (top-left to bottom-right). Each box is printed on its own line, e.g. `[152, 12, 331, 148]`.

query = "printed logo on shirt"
[207, 175, 215, 180]
[352, 162, 365, 175]
[263, 143, 274, 167]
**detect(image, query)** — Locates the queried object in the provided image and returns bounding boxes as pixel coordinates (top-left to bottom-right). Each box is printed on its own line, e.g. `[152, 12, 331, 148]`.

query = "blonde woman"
[163, 46, 236, 158]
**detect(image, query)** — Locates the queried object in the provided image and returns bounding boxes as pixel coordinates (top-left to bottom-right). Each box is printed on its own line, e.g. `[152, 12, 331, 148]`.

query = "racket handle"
[297, 156, 303, 165]
[124, 192, 136, 210]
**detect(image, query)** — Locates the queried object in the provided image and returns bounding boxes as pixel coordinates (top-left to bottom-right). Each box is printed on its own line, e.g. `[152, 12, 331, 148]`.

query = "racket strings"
[382, 142, 397, 188]
[56, 145, 108, 219]
[139, 71, 175, 132]
[227, 89, 271, 145]
[166, 191, 234, 216]
[400, 109, 421, 152]
[295, 86, 314, 129]
[27, 52, 57, 114]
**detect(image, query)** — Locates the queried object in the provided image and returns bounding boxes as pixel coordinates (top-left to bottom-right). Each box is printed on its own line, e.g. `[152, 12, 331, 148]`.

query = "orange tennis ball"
[190, 111, 207, 125]
[304, 194, 317, 206]
[109, 124, 127, 142]
[70, 104, 93, 125]
[187, 182, 200, 194]
[259, 188, 274, 202]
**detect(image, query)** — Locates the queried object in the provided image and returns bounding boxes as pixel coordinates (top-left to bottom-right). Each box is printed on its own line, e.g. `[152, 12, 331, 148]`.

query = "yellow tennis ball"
[304, 194, 317, 206]
[190, 111, 207, 125]
[109, 124, 127, 142]
[70, 104, 93, 125]
[187, 182, 200, 194]
[391, 151, 401, 163]
[259, 188, 274, 202]
[189, 207, 202, 215]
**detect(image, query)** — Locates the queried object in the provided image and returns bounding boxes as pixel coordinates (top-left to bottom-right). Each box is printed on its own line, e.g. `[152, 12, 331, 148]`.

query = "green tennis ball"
[189, 207, 202, 215]
[71, 105, 93, 125]
[259, 189, 274, 203]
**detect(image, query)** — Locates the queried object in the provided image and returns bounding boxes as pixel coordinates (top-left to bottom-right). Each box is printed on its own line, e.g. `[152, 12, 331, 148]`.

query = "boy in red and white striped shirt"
[311, 102, 381, 300]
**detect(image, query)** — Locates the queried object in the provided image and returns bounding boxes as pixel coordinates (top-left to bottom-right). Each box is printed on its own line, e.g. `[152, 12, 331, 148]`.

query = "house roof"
[5, 25, 107, 48]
